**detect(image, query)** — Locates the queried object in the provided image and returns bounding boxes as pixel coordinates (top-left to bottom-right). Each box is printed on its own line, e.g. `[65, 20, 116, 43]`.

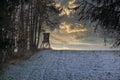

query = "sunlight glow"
[60, 22, 87, 33]
[68, 0, 75, 5]
[68, 0, 77, 8]
[57, 0, 76, 16]
[55, 3, 61, 7]
[59, 7, 72, 16]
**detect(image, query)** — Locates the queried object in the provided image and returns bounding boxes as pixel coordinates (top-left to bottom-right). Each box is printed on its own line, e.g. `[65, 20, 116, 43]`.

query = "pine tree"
[73, 0, 120, 47]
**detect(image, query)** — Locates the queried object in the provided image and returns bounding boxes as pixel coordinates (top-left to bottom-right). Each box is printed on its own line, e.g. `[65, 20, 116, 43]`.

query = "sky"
[45, 0, 119, 50]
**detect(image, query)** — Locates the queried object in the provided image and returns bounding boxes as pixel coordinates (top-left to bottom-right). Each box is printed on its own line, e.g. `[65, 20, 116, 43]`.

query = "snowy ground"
[0, 50, 120, 80]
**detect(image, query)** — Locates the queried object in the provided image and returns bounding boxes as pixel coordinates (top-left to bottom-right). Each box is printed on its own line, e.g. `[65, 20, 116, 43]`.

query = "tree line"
[73, 0, 120, 47]
[0, 0, 61, 67]
[1, 0, 120, 69]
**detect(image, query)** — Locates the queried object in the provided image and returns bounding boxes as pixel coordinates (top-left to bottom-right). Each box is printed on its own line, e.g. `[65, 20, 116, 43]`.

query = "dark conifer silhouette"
[72, 0, 120, 47]
[0, 0, 61, 66]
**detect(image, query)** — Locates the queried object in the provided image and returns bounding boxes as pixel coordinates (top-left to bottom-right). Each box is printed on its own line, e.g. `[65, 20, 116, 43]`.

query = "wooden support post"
[40, 33, 51, 49]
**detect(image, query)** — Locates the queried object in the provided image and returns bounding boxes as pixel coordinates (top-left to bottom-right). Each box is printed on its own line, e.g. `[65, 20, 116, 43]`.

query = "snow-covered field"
[0, 50, 120, 80]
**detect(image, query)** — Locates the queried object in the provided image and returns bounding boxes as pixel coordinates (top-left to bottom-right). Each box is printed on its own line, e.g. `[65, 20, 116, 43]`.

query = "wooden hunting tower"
[40, 33, 51, 49]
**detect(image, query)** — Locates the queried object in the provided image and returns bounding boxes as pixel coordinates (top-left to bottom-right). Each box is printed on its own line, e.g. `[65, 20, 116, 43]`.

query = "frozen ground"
[0, 50, 120, 80]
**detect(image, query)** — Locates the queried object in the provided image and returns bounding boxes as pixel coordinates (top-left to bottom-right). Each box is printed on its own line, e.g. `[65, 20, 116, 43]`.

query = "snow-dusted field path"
[0, 50, 120, 80]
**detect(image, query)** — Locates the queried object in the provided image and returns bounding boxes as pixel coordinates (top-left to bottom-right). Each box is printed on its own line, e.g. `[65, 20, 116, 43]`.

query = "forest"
[0, 0, 120, 70]
[0, 0, 61, 69]
[73, 0, 120, 47]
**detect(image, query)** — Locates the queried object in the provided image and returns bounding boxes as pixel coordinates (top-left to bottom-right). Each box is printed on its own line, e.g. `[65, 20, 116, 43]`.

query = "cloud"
[59, 22, 87, 33]
[51, 30, 112, 50]
[55, 0, 76, 16]
[55, 0, 84, 32]
[50, 0, 114, 50]
[59, 7, 72, 16]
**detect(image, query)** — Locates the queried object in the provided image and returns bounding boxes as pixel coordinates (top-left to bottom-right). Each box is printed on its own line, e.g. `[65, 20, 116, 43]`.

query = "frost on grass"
[0, 50, 120, 80]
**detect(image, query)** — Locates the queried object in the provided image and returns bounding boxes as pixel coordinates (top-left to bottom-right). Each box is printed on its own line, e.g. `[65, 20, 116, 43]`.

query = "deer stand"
[40, 33, 51, 49]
